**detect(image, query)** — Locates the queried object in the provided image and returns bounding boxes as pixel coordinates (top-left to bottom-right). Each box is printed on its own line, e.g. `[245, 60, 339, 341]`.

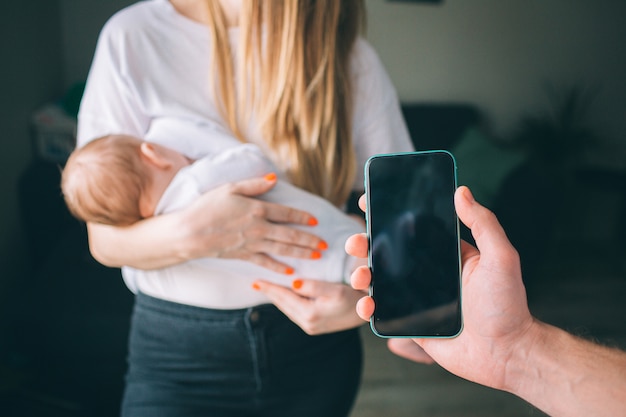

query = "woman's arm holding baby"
[88, 176, 325, 272]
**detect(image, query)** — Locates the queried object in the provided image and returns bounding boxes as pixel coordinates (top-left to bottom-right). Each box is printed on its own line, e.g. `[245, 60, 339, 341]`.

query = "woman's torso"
[78, 0, 414, 308]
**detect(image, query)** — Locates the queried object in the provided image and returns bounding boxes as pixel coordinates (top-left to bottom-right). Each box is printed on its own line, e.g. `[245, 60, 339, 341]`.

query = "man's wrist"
[503, 320, 578, 415]
[502, 319, 550, 395]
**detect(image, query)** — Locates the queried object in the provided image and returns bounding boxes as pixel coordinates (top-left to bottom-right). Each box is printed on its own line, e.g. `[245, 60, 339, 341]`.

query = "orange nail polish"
[317, 240, 328, 250]
[292, 279, 303, 290]
[308, 217, 318, 226]
[310, 251, 321, 260]
[285, 267, 295, 275]
[264, 172, 277, 181]
[252, 282, 261, 290]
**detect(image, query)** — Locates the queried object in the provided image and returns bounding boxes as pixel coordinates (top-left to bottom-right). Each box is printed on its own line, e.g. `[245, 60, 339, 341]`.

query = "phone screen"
[365, 151, 462, 338]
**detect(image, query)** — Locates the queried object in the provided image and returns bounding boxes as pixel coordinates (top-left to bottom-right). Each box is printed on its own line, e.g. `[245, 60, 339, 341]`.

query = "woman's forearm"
[87, 212, 191, 269]
[506, 321, 626, 417]
[86, 179, 329, 272]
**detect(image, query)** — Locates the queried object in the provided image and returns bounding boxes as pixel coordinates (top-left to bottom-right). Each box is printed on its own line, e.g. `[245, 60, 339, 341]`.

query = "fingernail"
[317, 240, 328, 250]
[308, 217, 318, 226]
[285, 267, 295, 275]
[463, 186, 475, 203]
[252, 282, 261, 290]
[264, 173, 277, 181]
[310, 251, 321, 260]
[292, 279, 303, 289]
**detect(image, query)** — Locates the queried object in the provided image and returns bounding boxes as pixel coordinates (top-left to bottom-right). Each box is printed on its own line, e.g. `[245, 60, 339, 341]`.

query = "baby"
[61, 129, 365, 309]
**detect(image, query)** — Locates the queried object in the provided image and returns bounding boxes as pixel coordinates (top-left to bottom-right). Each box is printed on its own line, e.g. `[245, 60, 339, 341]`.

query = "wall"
[0, 0, 130, 304]
[60, 0, 135, 88]
[365, 0, 626, 161]
[0, 2, 64, 299]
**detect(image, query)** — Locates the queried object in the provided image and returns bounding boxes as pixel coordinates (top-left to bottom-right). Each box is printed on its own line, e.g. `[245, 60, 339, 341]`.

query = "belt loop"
[244, 307, 263, 392]
[248, 307, 261, 324]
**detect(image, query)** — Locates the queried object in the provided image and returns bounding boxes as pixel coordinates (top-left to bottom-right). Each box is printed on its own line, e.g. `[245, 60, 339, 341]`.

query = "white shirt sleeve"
[350, 38, 415, 192]
[76, 14, 151, 146]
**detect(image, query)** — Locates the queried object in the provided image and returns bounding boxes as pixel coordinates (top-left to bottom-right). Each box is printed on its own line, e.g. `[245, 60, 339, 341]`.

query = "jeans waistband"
[135, 291, 280, 322]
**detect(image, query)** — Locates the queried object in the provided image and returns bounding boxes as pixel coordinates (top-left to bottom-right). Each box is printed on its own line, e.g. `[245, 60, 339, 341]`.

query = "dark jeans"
[121, 292, 363, 417]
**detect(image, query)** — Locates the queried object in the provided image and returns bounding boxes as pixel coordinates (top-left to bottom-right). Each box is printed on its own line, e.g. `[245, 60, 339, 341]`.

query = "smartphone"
[364, 150, 462, 338]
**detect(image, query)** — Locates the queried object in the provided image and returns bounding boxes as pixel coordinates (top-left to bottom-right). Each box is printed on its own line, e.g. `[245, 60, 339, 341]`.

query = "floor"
[2, 192, 626, 417]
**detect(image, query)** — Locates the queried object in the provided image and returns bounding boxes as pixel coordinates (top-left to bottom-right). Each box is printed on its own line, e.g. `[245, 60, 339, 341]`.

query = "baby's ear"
[139, 142, 170, 169]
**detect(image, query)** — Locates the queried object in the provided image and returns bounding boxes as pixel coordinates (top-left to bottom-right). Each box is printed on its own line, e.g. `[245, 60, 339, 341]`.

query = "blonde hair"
[206, 0, 365, 207]
[61, 135, 149, 226]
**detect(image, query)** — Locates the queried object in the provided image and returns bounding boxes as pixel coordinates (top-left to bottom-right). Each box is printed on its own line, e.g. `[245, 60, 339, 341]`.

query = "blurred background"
[1, 0, 625, 416]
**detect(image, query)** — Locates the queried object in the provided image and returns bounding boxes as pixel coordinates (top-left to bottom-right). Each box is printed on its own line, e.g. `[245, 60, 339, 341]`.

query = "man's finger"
[356, 296, 374, 321]
[455, 186, 516, 258]
[358, 193, 367, 213]
[350, 265, 371, 290]
[344, 233, 368, 258]
[459, 239, 479, 265]
[388, 338, 435, 364]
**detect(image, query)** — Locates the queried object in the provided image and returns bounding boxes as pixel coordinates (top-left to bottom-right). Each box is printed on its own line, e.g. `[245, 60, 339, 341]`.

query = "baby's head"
[61, 134, 151, 226]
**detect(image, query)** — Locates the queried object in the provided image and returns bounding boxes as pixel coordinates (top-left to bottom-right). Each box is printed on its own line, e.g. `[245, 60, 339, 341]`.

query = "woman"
[75, 0, 413, 415]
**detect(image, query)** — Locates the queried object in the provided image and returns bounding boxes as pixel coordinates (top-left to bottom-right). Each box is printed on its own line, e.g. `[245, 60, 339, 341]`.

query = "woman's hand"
[177, 175, 328, 273]
[87, 175, 326, 272]
[252, 279, 367, 335]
